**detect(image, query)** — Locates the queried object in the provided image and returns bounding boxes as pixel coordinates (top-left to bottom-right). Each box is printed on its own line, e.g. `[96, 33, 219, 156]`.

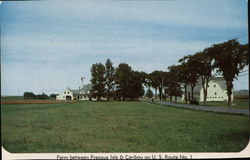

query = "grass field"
[1, 96, 24, 100]
[1, 101, 249, 153]
[205, 99, 249, 109]
[1, 99, 77, 105]
[163, 98, 249, 109]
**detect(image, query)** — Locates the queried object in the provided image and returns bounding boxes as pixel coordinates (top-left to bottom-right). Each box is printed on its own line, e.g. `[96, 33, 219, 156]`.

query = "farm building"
[182, 77, 233, 102]
[56, 84, 92, 100]
[56, 89, 90, 100]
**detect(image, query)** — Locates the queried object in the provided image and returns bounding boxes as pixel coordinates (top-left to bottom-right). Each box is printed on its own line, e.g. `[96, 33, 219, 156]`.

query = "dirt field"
[1, 99, 77, 105]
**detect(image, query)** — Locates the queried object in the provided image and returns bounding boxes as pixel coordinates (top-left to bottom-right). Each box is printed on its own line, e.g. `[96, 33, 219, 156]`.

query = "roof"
[193, 77, 227, 93]
[211, 77, 227, 90]
[70, 90, 82, 95]
[69, 83, 92, 95]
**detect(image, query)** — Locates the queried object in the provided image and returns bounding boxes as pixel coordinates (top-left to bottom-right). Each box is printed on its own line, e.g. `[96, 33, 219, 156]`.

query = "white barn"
[182, 77, 233, 102]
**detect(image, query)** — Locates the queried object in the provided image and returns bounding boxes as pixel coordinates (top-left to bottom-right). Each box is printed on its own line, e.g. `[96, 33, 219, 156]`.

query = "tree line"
[23, 92, 57, 100]
[90, 39, 248, 106]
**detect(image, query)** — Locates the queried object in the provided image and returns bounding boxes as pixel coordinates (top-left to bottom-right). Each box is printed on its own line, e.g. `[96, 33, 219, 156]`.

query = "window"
[64, 92, 66, 94]
[68, 92, 69, 94]
[214, 84, 216, 87]
[215, 92, 217, 95]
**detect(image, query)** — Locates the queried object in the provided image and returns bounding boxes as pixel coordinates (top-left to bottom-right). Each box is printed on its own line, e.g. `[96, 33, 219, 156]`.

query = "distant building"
[182, 77, 233, 102]
[56, 89, 89, 100]
[56, 84, 92, 100]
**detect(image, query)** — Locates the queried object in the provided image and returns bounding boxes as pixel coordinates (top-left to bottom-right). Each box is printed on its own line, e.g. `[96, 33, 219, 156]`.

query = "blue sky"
[0, 0, 248, 95]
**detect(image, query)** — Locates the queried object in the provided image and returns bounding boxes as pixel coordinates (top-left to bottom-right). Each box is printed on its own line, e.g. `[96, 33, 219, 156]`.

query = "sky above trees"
[1, 0, 248, 95]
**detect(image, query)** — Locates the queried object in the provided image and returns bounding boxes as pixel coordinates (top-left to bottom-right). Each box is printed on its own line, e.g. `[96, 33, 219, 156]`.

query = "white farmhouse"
[56, 84, 92, 100]
[56, 89, 90, 100]
[182, 77, 233, 102]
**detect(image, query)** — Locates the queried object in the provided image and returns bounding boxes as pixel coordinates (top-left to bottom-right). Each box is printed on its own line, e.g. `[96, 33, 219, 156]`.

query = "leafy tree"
[105, 59, 115, 101]
[149, 71, 166, 100]
[168, 65, 190, 104]
[90, 63, 106, 101]
[149, 72, 159, 100]
[208, 39, 249, 106]
[164, 71, 183, 102]
[114, 64, 144, 100]
[191, 51, 219, 105]
[114, 63, 133, 100]
[36, 93, 49, 99]
[145, 88, 153, 98]
[129, 71, 145, 100]
[179, 55, 200, 101]
[23, 92, 36, 99]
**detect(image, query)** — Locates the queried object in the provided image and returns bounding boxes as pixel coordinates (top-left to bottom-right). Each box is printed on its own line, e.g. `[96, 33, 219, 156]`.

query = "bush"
[23, 92, 49, 100]
[145, 89, 153, 98]
[23, 92, 36, 99]
[190, 100, 199, 105]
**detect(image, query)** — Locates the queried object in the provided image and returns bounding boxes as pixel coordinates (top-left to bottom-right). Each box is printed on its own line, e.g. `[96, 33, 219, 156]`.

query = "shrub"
[190, 100, 199, 105]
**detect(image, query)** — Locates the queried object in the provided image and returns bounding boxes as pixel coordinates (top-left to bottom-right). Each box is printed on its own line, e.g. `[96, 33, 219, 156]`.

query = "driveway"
[142, 100, 249, 115]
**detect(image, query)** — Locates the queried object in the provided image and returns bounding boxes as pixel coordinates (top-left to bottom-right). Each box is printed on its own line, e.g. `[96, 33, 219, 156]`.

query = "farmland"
[1, 99, 77, 105]
[1, 101, 249, 153]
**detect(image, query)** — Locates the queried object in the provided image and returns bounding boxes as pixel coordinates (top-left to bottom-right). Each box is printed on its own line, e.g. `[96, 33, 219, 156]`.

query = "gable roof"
[193, 77, 227, 93]
[211, 77, 227, 90]
[69, 84, 92, 95]
[70, 90, 82, 95]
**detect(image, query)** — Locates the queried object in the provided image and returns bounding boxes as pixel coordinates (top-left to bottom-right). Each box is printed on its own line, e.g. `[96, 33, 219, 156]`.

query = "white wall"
[200, 81, 233, 102]
[56, 89, 74, 100]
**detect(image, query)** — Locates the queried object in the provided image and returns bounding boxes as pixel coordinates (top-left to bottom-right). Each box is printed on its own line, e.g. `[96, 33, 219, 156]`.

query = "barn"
[182, 77, 233, 102]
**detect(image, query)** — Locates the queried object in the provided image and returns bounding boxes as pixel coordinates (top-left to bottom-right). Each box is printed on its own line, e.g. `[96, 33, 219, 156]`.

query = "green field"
[165, 98, 249, 109]
[205, 99, 249, 109]
[1, 96, 24, 100]
[1, 101, 249, 153]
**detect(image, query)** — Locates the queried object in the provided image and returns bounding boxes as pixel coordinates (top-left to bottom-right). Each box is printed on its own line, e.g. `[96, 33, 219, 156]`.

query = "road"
[142, 100, 249, 115]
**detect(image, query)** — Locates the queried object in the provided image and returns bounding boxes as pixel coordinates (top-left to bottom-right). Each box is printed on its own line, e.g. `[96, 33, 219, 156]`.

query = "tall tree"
[192, 51, 218, 105]
[114, 63, 133, 100]
[139, 71, 148, 88]
[164, 71, 183, 102]
[149, 71, 165, 100]
[168, 65, 189, 104]
[149, 72, 159, 100]
[114, 63, 144, 100]
[179, 55, 200, 101]
[129, 71, 145, 100]
[208, 39, 249, 106]
[90, 63, 106, 101]
[105, 59, 115, 101]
